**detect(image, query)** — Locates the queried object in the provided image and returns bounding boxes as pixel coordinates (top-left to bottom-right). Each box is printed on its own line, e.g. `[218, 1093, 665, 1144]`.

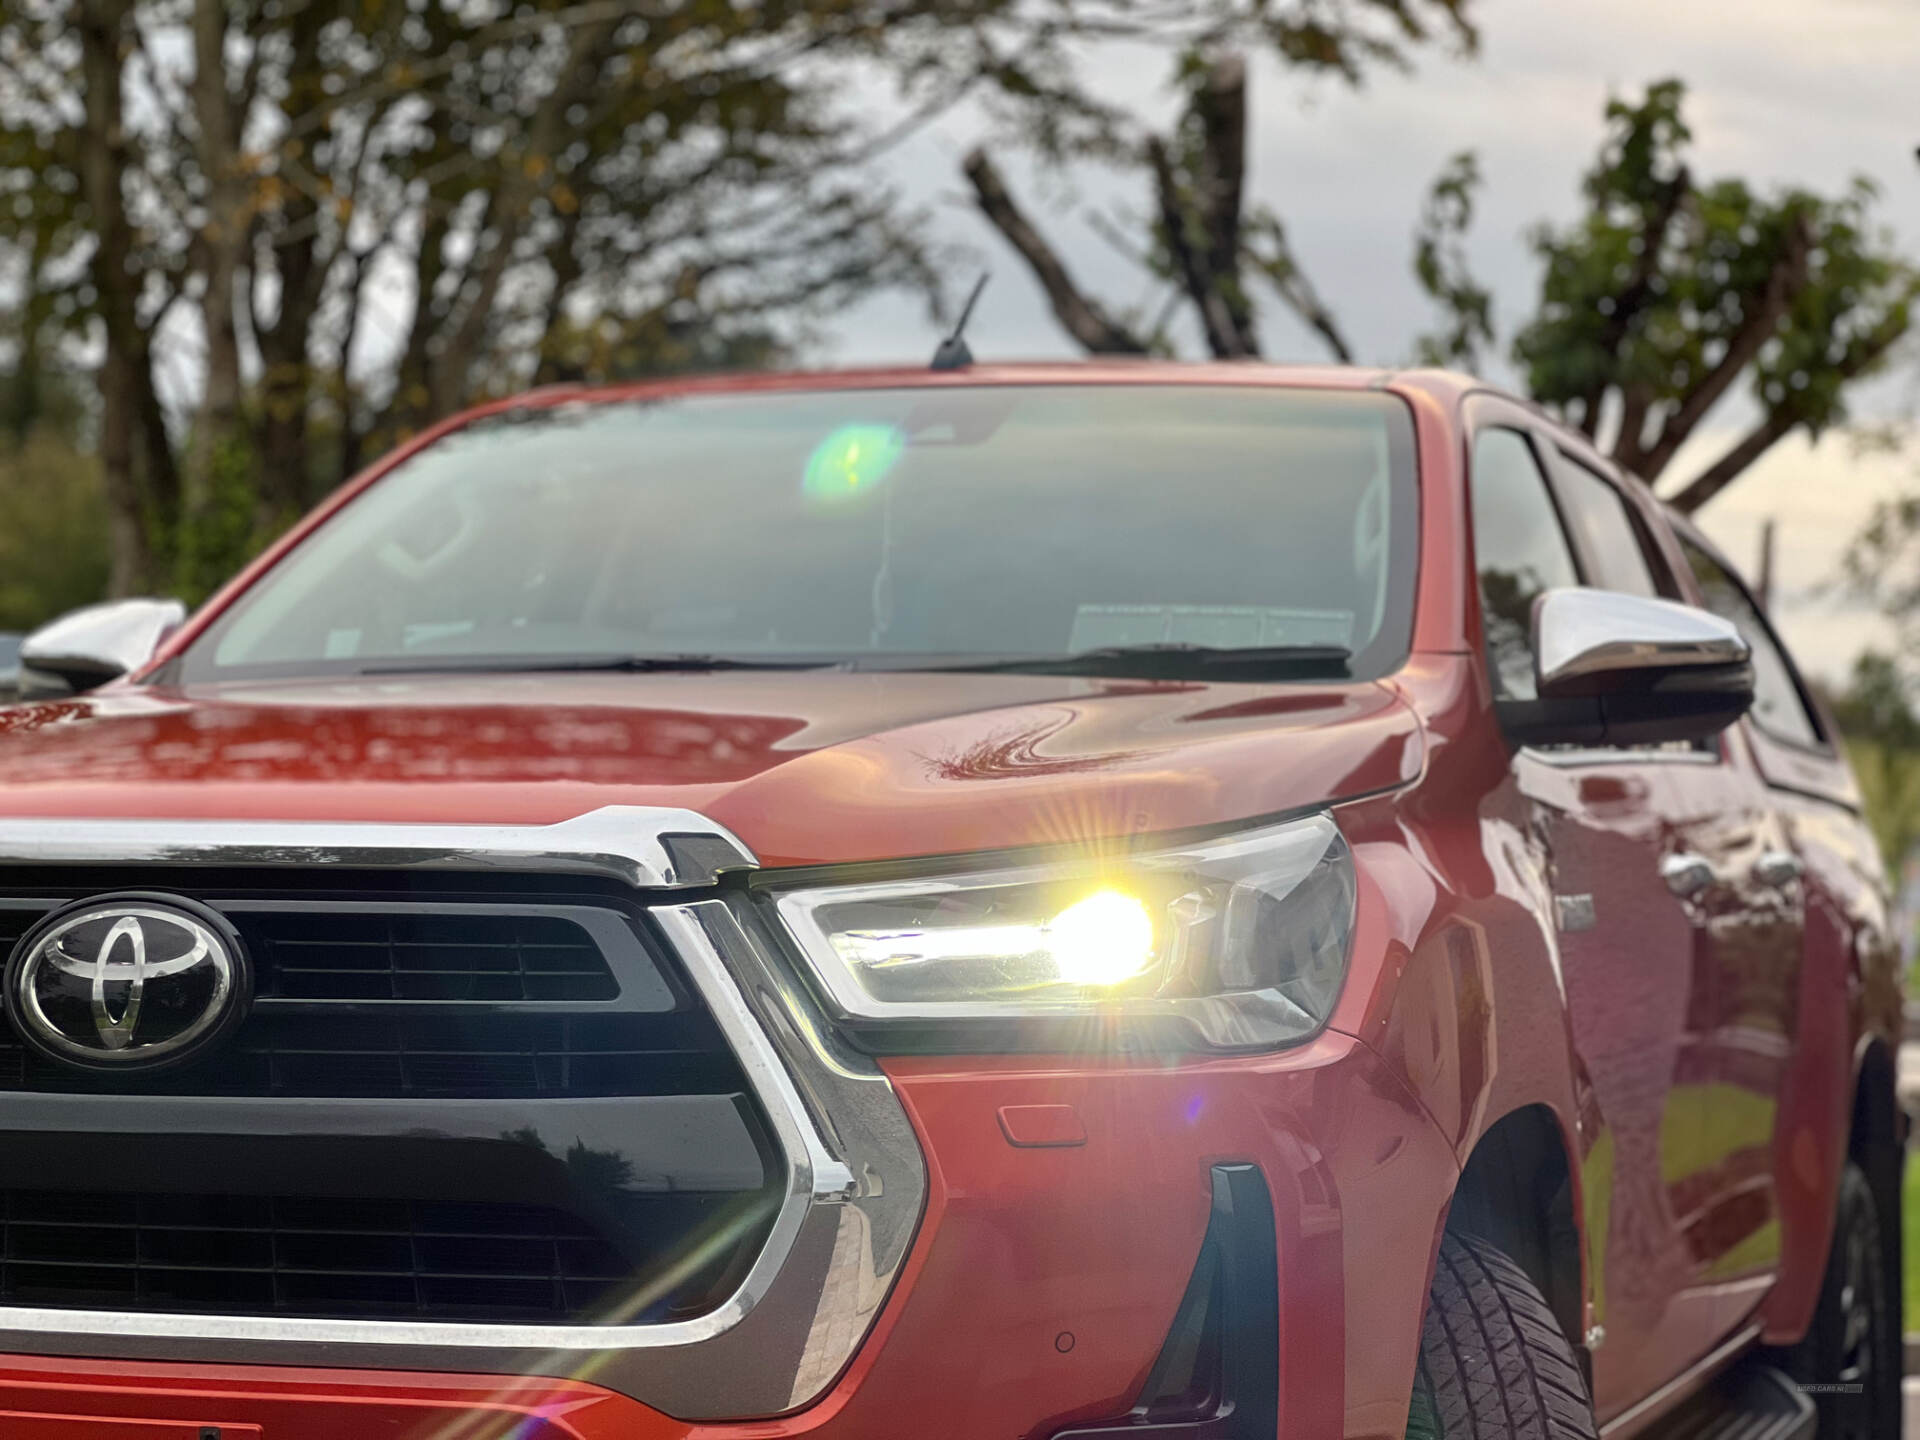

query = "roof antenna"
[930, 272, 990, 371]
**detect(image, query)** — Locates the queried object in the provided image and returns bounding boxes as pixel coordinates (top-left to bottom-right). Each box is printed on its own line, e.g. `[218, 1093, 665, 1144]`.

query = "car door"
[1463, 405, 1725, 1419]
[1545, 450, 1806, 1317]
[1665, 530, 1827, 1320]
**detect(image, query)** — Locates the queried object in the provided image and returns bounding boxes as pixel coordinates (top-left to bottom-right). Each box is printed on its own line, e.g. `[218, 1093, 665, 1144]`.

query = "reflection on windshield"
[186, 386, 1419, 684]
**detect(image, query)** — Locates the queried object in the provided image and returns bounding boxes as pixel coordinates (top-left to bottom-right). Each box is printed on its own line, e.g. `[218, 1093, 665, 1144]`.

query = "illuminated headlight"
[773, 813, 1354, 1051]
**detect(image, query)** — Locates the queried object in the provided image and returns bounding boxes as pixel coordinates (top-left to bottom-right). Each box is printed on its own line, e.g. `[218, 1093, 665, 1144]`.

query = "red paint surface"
[0, 674, 1421, 865]
[0, 363, 1896, 1436]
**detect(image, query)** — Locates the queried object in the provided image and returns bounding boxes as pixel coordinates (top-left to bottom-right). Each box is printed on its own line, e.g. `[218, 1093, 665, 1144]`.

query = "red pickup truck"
[0, 364, 1899, 1440]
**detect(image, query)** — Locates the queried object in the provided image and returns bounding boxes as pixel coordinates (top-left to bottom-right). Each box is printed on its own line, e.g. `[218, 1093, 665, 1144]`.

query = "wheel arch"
[1849, 1035, 1903, 1328]
[1442, 1103, 1586, 1367]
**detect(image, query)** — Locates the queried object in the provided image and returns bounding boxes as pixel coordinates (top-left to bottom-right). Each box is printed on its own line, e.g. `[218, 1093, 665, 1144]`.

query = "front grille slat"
[249, 911, 619, 1003]
[0, 1189, 764, 1323]
[0, 1016, 741, 1098]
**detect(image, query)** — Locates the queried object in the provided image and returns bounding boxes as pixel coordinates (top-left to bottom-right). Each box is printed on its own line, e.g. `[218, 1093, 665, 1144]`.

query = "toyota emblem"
[5, 895, 251, 1071]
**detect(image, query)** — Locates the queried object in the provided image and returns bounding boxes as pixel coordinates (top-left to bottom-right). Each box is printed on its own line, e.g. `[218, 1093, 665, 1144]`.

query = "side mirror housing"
[1497, 588, 1754, 748]
[18, 597, 188, 696]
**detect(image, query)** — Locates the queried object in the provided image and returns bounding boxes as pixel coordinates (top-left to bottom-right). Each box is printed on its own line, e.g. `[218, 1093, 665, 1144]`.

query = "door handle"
[1660, 853, 1718, 898]
[1753, 850, 1804, 888]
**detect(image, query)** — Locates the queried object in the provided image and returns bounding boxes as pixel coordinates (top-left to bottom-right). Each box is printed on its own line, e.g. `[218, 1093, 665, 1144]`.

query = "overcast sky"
[820, 0, 1920, 684]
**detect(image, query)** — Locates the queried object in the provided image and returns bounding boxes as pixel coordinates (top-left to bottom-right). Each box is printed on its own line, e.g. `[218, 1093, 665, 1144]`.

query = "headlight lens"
[773, 813, 1354, 1051]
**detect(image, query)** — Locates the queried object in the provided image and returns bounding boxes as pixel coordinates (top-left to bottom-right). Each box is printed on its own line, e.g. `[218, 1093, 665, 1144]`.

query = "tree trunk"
[183, 0, 250, 525]
[532, 207, 588, 386]
[393, 208, 451, 440]
[252, 0, 331, 523]
[1148, 135, 1252, 360]
[425, 16, 619, 419]
[75, 0, 159, 595]
[256, 218, 323, 520]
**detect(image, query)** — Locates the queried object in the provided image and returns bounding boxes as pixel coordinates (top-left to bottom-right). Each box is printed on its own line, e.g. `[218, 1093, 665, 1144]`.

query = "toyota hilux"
[0, 363, 1899, 1440]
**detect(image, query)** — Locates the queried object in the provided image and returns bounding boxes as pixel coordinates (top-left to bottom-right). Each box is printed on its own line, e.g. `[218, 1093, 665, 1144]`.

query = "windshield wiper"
[908, 643, 1353, 679]
[357, 653, 843, 676]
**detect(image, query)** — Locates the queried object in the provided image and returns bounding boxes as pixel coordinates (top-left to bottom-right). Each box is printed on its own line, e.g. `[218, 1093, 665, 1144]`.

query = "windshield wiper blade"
[358, 653, 842, 676]
[912, 643, 1353, 678]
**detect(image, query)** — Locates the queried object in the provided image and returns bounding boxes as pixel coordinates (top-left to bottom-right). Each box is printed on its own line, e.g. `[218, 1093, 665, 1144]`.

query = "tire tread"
[1414, 1232, 1598, 1439]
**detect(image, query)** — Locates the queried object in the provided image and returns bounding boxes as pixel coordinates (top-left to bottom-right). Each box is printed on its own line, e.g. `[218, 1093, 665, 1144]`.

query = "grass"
[1659, 1084, 1777, 1184]
[1905, 1154, 1920, 1334]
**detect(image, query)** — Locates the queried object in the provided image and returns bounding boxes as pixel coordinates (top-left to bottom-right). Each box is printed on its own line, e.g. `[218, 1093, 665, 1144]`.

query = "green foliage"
[1511, 78, 1918, 496]
[1513, 79, 1694, 416]
[169, 429, 264, 607]
[1827, 652, 1920, 874]
[1906, 1152, 1920, 1335]
[0, 428, 110, 631]
[1846, 490, 1920, 662]
[0, 0, 959, 599]
[1411, 150, 1492, 369]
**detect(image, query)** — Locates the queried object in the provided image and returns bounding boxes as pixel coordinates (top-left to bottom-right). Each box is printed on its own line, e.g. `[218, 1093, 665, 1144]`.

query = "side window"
[1470, 429, 1580, 702]
[1551, 454, 1665, 598]
[1679, 538, 1826, 750]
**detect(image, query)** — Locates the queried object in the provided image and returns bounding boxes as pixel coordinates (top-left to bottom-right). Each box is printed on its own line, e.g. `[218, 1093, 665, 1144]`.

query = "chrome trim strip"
[1520, 745, 1722, 768]
[0, 805, 756, 889]
[0, 807, 925, 1420]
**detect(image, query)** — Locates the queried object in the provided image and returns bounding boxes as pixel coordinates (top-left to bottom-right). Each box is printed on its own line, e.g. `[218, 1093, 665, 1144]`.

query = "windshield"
[180, 385, 1419, 683]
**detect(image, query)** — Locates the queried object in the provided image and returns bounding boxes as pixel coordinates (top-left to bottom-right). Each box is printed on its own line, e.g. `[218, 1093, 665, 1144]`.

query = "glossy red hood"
[0, 673, 1423, 867]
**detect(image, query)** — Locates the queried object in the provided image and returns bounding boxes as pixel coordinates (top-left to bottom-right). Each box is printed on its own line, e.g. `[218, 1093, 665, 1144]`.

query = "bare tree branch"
[1243, 212, 1354, 362]
[1667, 309, 1910, 513]
[1146, 135, 1250, 358]
[1664, 411, 1796, 515]
[962, 146, 1147, 354]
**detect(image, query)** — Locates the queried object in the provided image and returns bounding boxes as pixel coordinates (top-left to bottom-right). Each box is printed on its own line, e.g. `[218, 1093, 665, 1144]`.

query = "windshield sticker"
[803, 423, 905, 501]
[1069, 605, 1355, 652]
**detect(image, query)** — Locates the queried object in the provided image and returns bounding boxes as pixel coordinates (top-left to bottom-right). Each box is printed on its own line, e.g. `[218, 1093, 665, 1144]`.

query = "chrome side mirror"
[1501, 588, 1754, 747]
[18, 597, 188, 695]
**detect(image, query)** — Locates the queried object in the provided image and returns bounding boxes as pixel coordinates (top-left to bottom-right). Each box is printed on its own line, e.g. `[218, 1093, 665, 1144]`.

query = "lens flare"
[803, 423, 904, 500]
[1047, 890, 1155, 986]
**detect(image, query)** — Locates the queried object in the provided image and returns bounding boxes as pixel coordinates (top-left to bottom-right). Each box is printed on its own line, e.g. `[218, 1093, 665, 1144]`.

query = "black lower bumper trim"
[1052, 1162, 1278, 1440]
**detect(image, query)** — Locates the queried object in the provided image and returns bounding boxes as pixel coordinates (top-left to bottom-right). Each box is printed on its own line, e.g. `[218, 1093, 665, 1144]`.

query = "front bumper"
[0, 1030, 1457, 1440]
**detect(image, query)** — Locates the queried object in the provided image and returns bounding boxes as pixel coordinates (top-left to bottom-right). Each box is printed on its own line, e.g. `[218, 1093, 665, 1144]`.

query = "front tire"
[1406, 1231, 1598, 1440]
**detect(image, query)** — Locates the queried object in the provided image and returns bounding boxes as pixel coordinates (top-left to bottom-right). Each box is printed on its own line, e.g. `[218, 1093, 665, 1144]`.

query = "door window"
[1470, 428, 1580, 702]
[1552, 455, 1665, 599]
[1678, 538, 1826, 750]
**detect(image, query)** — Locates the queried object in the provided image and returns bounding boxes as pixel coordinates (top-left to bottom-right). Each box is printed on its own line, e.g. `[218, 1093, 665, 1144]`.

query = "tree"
[0, 427, 110, 630]
[1499, 80, 1919, 515]
[975, 65, 1917, 517]
[0, 0, 943, 600]
[959, 1, 1476, 360]
[1409, 150, 1491, 372]
[0, 328, 109, 629]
